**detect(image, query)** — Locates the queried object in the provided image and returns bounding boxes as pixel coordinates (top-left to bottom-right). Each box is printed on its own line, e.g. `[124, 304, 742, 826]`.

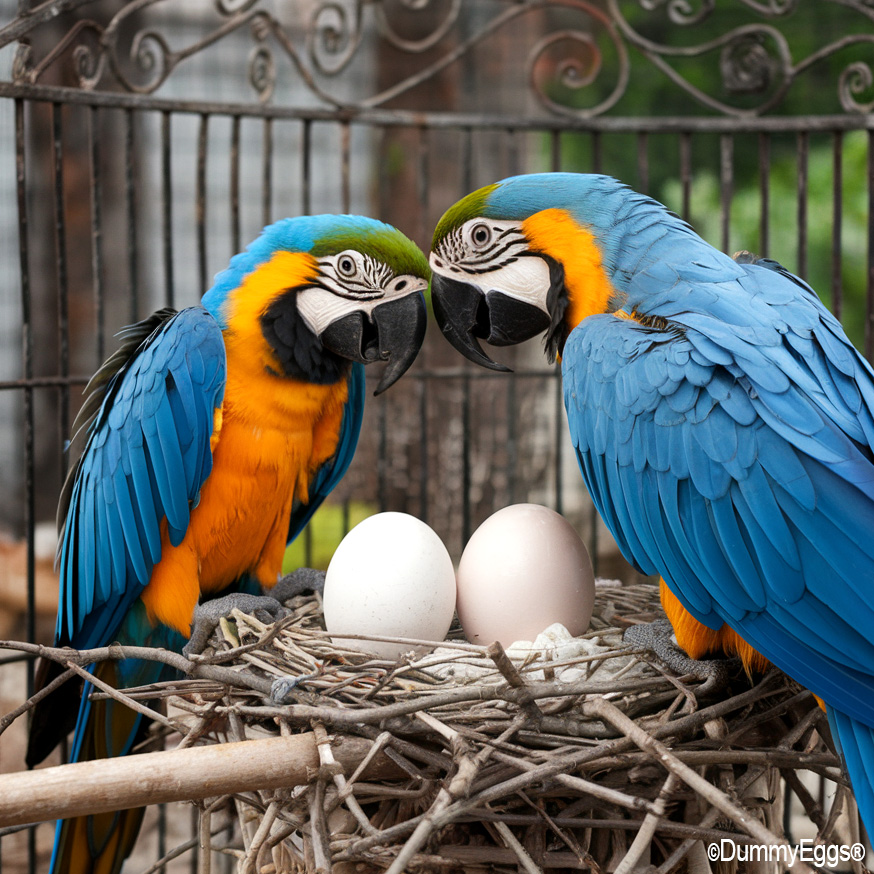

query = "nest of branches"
[117, 579, 849, 874]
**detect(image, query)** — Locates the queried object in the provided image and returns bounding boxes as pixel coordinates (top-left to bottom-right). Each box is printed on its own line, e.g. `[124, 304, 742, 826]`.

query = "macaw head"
[203, 215, 430, 394]
[429, 172, 635, 368]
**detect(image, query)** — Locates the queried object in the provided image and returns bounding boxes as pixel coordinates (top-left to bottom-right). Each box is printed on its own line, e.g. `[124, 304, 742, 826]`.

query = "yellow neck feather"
[521, 208, 617, 331]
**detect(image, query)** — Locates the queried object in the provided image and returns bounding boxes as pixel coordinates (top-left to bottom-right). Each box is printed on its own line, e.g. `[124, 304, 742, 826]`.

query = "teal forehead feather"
[308, 218, 430, 280]
[202, 215, 429, 326]
[432, 173, 630, 245]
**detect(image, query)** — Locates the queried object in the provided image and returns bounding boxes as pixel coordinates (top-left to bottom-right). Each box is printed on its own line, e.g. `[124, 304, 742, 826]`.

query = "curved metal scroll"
[2, 0, 873, 117]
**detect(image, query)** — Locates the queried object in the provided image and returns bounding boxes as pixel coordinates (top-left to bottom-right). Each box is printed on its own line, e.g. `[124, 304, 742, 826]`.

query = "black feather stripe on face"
[260, 289, 350, 384]
[541, 254, 570, 363]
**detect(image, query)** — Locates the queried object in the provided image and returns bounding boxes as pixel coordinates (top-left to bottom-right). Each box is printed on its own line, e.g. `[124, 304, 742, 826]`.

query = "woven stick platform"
[120, 580, 847, 874]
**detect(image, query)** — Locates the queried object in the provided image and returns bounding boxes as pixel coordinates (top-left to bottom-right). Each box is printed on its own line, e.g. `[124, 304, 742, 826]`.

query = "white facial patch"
[296, 274, 428, 336]
[430, 216, 552, 316]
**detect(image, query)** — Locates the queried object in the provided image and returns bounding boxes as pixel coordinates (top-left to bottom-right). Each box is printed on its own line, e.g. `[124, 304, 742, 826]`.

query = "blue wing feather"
[562, 256, 874, 716]
[56, 307, 226, 650]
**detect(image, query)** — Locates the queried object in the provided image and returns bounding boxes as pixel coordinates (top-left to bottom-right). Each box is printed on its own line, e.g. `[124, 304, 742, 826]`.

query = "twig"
[63, 660, 180, 734]
[584, 696, 811, 871]
[492, 819, 544, 874]
[613, 772, 678, 874]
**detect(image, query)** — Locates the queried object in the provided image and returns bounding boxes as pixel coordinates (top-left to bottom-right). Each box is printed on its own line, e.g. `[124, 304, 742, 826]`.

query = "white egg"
[456, 503, 595, 646]
[323, 512, 457, 658]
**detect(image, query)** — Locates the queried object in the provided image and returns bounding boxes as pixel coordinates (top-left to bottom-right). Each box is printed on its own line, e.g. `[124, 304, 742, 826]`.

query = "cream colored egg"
[456, 503, 594, 646]
[323, 512, 457, 659]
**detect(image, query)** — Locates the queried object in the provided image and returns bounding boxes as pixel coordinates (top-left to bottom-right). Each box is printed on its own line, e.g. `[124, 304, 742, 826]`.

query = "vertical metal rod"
[16, 98, 37, 874]
[52, 103, 70, 474]
[506, 127, 519, 177]
[554, 369, 563, 516]
[550, 129, 561, 172]
[125, 108, 139, 321]
[262, 117, 273, 226]
[196, 113, 209, 296]
[461, 127, 473, 545]
[758, 133, 770, 258]
[416, 125, 429, 246]
[637, 131, 649, 194]
[418, 375, 428, 524]
[719, 133, 733, 254]
[866, 130, 874, 361]
[797, 130, 809, 280]
[15, 97, 34, 675]
[377, 398, 388, 514]
[679, 132, 691, 222]
[506, 374, 516, 506]
[416, 127, 429, 524]
[301, 119, 311, 216]
[161, 111, 174, 309]
[230, 114, 241, 256]
[340, 120, 351, 213]
[88, 106, 105, 362]
[832, 131, 844, 322]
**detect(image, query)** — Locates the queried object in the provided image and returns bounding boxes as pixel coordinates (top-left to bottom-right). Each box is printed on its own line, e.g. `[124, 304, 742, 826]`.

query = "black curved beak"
[430, 273, 551, 371]
[319, 291, 427, 395]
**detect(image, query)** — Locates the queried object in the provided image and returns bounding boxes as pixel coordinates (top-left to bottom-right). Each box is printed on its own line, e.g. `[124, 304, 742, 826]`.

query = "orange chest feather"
[193, 358, 349, 590]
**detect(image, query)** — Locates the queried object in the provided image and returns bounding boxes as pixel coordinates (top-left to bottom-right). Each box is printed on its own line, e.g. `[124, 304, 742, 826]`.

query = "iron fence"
[1, 0, 873, 871]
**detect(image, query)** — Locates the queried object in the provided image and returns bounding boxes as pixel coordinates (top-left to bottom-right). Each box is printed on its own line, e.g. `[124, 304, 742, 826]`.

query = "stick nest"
[158, 581, 846, 873]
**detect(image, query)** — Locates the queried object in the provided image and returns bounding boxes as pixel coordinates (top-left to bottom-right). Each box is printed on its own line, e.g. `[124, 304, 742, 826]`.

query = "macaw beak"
[319, 291, 427, 395]
[430, 273, 551, 371]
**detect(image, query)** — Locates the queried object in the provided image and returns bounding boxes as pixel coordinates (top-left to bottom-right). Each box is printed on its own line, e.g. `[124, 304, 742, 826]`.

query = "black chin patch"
[541, 254, 570, 363]
[260, 289, 349, 384]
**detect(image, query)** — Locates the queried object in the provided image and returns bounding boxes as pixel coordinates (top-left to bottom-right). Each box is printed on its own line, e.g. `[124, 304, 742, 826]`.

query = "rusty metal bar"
[230, 114, 241, 255]
[832, 131, 844, 322]
[4, 82, 874, 134]
[125, 107, 138, 321]
[797, 130, 809, 280]
[637, 130, 649, 194]
[88, 106, 105, 362]
[196, 112, 208, 296]
[262, 116, 272, 226]
[758, 132, 770, 258]
[161, 110, 174, 309]
[340, 119, 351, 213]
[719, 133, 733, 254]
[300, 118, 311, 216]
[867, 130, 874, 362]
[679, 132, 691, 222]
[51, 102, 70, 475]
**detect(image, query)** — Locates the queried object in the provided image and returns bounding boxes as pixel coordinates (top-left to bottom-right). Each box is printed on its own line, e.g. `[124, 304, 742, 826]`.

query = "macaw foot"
[624, 618, 738, 695]
[267, 567, 327, 603]
[183, 594, 291, 657]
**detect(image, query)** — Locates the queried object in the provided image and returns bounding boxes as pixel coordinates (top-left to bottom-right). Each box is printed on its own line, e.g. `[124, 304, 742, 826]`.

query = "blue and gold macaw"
[27, 214, 429, 874]
[429, 172, 874, 831]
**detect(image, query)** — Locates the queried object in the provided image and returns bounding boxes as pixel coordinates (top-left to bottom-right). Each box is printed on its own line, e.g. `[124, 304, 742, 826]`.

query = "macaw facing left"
[27, 214, 430, 874]
[429, 172, 874, 835]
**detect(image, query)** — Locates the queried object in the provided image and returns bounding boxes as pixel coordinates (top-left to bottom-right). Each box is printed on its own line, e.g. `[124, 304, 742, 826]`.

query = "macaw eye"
[470, 223, 492, 248]
[337, 254, 358, 277]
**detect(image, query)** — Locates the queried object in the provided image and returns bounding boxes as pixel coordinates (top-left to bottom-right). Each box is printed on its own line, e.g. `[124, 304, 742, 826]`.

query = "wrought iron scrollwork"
[1, 0, 872, 117]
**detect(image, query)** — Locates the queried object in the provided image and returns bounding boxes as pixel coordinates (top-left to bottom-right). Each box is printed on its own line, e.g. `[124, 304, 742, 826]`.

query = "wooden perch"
[0, 731, 401, 828]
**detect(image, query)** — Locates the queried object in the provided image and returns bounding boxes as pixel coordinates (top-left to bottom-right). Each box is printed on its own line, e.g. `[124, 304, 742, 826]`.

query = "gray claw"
[184, 593, 290, 657]
[268, 568, 327, 604]
[624, 618, 738, 693]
